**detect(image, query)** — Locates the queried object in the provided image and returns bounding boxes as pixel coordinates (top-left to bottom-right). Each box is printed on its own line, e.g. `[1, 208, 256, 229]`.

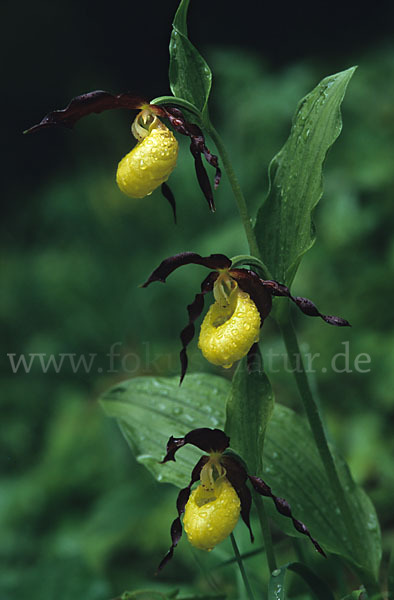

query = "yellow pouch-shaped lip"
[198, 289, 261, 368]
[116, 121, 178, 198]
[183, 479, 240, 551]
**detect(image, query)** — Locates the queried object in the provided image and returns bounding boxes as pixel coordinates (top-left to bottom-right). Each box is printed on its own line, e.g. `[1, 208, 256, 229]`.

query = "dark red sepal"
[24, 91, 150, 134]
[161, 428, 230, 464]
[163, 106, 221, 211]
[222, 455, 254, 542]
[180, 271, 218, 383]
[248, 475, 326, 557]
[189, 141, 216, 211]
[230, 268, 273, 323]
[260, 280, 350, 327]
[161, 182, 177, 224]
[142, 252, 230, 288]
[156, 455, 208, 573]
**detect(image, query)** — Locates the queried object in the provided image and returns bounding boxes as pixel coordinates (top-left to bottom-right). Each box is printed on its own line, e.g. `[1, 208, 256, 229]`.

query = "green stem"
[208, 125, 272, 279]
[211, 123, 277, 578]
[278, 311, 364, 566]
[253, 492, 277, 573]
[230, 533, 256, 600]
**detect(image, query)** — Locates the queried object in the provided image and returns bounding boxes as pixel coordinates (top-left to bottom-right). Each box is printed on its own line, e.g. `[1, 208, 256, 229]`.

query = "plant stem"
[208, 125, 272, 279]
[253, 492, 277, 573]
[211, 123, 277, 579]
[230, 533, 256, 600]
[278, 311, 363, 565]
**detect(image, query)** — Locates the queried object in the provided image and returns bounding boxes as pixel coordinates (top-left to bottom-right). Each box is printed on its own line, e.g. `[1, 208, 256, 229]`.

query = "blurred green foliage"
[2, 44, 394, 598]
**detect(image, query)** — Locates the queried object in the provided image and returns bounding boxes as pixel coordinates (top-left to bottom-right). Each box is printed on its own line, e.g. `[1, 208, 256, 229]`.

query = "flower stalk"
[208, 124, 271, 280]
[252, 492, 277, 573]
[230, 533, 256, 600]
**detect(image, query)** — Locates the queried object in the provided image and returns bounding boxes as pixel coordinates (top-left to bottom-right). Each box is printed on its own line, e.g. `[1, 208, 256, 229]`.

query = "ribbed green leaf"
[169, 0, 212, 114]
[268, 562, 335, 600]
[99, 374, 227, 488]
[225, 354, 274, 474]
[254, 67, 356, 285]
[100, 373, 381, 577]
[262, 404, 381, 579]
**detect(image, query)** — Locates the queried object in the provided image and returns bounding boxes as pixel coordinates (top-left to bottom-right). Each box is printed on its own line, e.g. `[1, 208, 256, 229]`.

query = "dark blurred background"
[2, 1, 394, 598]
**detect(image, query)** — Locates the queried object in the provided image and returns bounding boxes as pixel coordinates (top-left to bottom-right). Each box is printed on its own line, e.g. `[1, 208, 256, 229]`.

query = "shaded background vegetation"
[2, 1, 394, 597]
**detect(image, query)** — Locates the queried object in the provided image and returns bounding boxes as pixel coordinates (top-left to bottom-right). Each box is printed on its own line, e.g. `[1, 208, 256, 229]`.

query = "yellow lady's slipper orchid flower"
[198, 284, 261, 369]
[116, 108, 179, 199]
[157, 427, 325, 571]
[184, 476, 240, 551]
[143, 252, 350, 383]
[25, 91, 221, 217]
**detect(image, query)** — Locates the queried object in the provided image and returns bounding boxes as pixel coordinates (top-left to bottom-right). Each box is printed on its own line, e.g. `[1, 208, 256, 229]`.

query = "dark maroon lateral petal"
[230, 269, 273, 323]
[180, 292, 205, 384]
[142, 253, 230, 288]
[293, 297, 351, 327]
[179, 271, 219, 383]
[190, 140, 216, 212]
[248, 475, 326, 557]
[156, 456, 207, 573]
[163, 106, 221, 205]
[260, 280, 351, 327]
[24, 91, 149, 134]
[161, 182, 177, 224]
[222, 455, 254, 542]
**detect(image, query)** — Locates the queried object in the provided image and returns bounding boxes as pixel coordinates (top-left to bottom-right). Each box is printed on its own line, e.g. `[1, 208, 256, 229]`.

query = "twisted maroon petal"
[248, 475, 326, 557]
[161, 182, 177, 224]
[24, 91, 149, 133]
[179, 271, 218, 383]
[163, 106, 221, 210]
[189, 140, 215, 211]
[260, 280, 351, 327]
[157, 456, 208, 573]
[142, 253, 230, 287]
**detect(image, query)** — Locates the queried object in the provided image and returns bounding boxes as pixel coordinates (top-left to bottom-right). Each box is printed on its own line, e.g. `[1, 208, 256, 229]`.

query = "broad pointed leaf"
[225, 353, 274, 475]
[254, 67, 356, 285]
[169, 0, 212, 115]
[100, 373, 228, 488]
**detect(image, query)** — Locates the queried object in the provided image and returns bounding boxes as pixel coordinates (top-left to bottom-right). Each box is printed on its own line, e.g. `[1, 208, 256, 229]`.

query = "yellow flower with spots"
[26, 91, 221, 217]
[116, 108, 178, 199]
[198, 276, 261, 369]
[157, 427, 325, 571]
[143, 252, 350, 382]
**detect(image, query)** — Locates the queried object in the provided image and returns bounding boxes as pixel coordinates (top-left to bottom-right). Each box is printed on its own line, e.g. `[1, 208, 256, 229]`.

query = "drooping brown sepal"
[248, 475, 326, 557]
[163, 106, 221, 211]
[142, 252, 230, 288]
[180, 271, 219, 383]
[25, 91, 150, 134]
[161, 182, 177, 224]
